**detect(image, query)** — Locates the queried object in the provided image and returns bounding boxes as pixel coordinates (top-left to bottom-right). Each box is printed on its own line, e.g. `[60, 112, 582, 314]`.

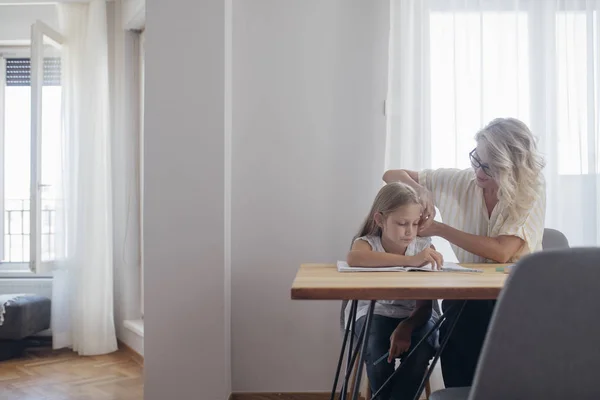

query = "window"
[0, 55, 61, 272]
[389, 1, 600, 246]
[556, 11, 594, 175]
[0, 21, 62, 273]
[429, 12, 529, 170]
[428, 3, 600, 175]
[2, 57, 31, 266]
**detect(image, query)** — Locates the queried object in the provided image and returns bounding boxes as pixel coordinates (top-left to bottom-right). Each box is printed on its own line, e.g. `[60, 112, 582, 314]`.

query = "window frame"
[0, 47, 37, 275]
[0, 56, 5, 265]
[30, 20, 63, 274]
[0, 30, 62, 276]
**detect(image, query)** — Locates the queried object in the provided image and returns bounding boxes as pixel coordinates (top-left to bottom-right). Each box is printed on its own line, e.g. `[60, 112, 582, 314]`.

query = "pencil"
[373, 351, 389, 366]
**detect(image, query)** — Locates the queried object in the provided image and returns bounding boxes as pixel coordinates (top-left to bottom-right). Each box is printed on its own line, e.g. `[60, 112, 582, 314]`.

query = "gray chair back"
[468, 248, 600, 400]
[542, 228, 569, 250]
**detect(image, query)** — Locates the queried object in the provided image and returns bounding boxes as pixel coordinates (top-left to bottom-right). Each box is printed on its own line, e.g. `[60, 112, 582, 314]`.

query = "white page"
[419, 262, 483, 273]
[336, 260, 407, 272]
[336, 260, 483, 273]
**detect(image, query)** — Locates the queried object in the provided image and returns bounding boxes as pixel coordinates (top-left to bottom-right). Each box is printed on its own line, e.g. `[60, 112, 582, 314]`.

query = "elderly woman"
[383, 117, 546, 387]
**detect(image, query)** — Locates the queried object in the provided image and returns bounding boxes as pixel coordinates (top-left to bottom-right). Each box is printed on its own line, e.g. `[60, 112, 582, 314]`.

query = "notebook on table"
[336, 260, 483, 273]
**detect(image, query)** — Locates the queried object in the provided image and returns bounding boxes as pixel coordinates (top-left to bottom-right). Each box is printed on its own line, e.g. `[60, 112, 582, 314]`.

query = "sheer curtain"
[52, 0, 117, 355]
[388, 0, 600, 247]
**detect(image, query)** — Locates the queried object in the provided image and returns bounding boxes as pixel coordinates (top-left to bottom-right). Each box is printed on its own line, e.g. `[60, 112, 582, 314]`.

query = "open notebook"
[336, 260, 483, 273]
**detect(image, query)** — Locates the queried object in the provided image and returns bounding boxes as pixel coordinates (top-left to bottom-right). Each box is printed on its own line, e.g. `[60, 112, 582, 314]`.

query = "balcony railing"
[4, 199, 55, 263]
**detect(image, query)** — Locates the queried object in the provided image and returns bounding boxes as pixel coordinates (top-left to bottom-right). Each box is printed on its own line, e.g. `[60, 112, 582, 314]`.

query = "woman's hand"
[388, 324, 412, 362]
[407, 247, 444, 270]
[418, 220, 441, 237]
[382, 169, 436, 228]
[417, 186, 436, 230]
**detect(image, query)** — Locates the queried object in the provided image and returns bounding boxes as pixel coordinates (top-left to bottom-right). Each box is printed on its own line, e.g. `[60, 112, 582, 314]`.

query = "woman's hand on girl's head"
[418, 220, 441, 237]
[407, 247, 444, 270]
[416, 186, 436, 229]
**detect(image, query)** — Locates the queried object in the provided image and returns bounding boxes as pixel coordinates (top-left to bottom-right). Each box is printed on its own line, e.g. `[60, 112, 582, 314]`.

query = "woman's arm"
[426, 221, 524, 263]
[382, 169, 421, 188]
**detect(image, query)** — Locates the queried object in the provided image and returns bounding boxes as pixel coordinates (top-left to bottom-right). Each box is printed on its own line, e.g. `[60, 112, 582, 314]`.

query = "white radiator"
[0, 278, 52, 299]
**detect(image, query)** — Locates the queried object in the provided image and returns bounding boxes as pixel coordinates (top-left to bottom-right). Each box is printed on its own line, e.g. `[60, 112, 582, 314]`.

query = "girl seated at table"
[346, 182, 442, 400]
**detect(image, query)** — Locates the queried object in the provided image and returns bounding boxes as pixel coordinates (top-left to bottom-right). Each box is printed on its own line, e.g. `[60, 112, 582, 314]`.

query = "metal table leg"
[350, 301, 375, 400]
[331, 300, 357, 400]
[329, 300, 376, 400]
[341, 301, 357, 399]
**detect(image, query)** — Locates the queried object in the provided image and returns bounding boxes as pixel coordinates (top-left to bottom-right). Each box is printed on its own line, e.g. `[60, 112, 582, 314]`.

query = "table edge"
[291, 286, 502, 300]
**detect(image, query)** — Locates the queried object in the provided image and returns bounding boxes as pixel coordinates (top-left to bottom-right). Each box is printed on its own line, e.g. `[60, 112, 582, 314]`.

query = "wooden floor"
[0, 346, 143, 400]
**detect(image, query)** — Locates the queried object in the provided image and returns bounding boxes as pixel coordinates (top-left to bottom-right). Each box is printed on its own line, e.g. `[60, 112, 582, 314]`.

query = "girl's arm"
[388, 300, 433, 361]
[347, 240, 444, 269]
[347, 239, 414, 267]
[397, 300, 433, 331]
[426, 221, 523, 263]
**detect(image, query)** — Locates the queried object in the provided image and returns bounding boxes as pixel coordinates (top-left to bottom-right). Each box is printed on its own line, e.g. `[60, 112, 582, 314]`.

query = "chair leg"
[425, 378, 431, 399]
[348, 356, 359, 398]
[349, 357, 371, 400]
[363, 369, 371, 400]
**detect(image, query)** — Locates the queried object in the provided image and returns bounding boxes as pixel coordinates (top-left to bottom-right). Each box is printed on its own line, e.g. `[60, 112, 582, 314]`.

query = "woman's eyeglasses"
[469, 149, 493, 177]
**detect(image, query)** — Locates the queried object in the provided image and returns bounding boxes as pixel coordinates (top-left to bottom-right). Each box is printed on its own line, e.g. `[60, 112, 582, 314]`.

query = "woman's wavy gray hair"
[475, 118, 545, 224]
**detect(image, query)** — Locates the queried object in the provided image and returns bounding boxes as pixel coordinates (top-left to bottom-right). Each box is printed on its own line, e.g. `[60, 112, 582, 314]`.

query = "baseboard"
[117, 322, 144, 357]
[117, 339, 143, 367]
[230, 393, 364, 400]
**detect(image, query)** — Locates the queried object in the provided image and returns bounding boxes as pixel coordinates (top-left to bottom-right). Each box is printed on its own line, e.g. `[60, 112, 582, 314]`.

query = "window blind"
[5, 57, 61, 86]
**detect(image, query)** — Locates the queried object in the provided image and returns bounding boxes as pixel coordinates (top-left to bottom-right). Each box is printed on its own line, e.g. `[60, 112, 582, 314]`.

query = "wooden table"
[291, 263, 511, 300]
[290, 262, 511, 400]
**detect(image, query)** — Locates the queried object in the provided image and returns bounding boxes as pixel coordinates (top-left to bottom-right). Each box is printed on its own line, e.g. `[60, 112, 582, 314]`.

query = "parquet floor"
[0, 346, 143, 400]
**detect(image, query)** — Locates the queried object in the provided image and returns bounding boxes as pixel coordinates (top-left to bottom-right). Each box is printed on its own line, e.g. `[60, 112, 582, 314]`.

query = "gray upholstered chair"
[542, 228, 569, 250]
[431, 248, 600, 400]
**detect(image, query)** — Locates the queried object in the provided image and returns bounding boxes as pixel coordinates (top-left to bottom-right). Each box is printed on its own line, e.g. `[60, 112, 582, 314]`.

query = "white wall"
[232, 0, 389, 392]
[144, 0, 231, 399]
[0, 4, 58, 42]
[107, 1, 144, 356]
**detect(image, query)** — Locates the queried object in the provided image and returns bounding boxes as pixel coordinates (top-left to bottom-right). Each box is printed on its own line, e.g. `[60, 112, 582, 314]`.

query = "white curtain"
[52, 0, 117, 355]
[388, 0, 600, 247]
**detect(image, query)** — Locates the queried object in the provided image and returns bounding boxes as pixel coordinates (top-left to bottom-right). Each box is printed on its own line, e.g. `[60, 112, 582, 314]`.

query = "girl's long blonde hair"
[355, 182, 421, 239]
[475, 118, 545, 224]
